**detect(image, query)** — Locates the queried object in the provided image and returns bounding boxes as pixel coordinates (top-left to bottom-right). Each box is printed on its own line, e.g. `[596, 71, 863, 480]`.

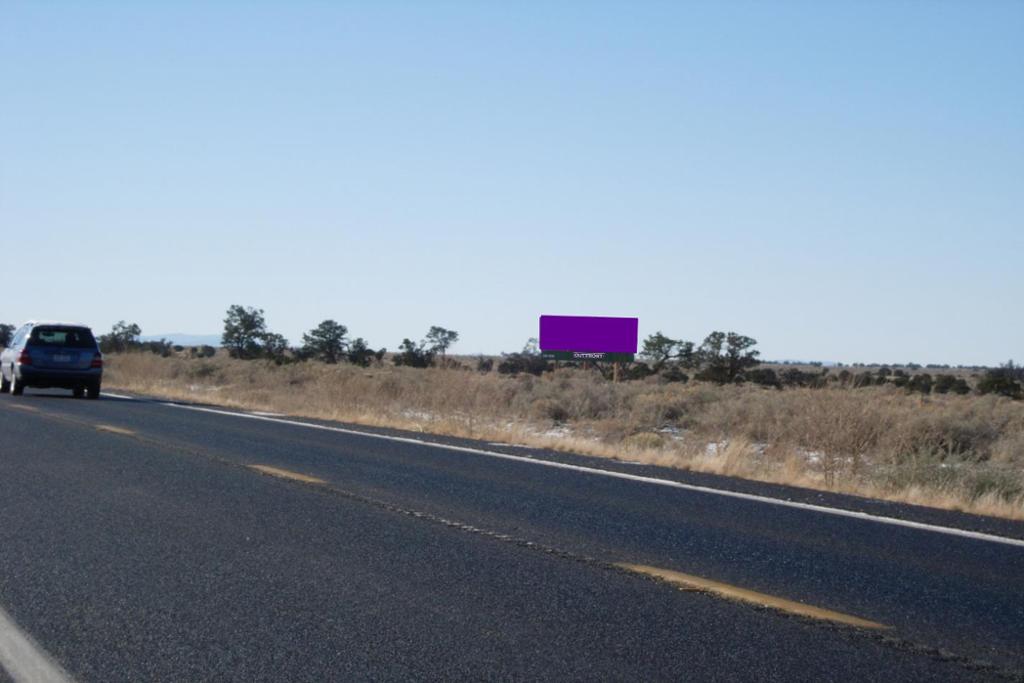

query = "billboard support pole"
[613, 362, 620, 383]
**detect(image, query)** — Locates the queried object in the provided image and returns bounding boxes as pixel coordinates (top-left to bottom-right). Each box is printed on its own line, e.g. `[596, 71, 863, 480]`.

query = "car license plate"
[53, 354, 72, 363]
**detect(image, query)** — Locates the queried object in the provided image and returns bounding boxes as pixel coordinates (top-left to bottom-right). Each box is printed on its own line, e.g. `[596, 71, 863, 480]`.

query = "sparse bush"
[992, 431, 1024, 464]
[659, 365, 690, 384]
[625, 432, 665, 450]
[98, 321, 174, 357]
[99, 321, 142, 354]
[476, 356, 494, 373]
[497, 352, 548, 376]
[629, 392, 683, 428]
[895, 410, 1001, 460]
[852, 372, 875, 388]
[619, 362, 654, 381]
[565, 377, 616, 419]
[347, 338, 382, 367]
[906, 373, 933, 395]
[977, 362, 1023, 400]
[779, 368, 827, 388]
[188, 362, 219, 380]
[261, 332, 291, 365]
[392, 338, 434, 368]
[144, 339, 173, 357]
[962, 467, 1024, 502]
[934, 374, 970, 395]
[530, 398, 569, 423]
[190, 345, 217, 359]
[745, 368, 780, 388]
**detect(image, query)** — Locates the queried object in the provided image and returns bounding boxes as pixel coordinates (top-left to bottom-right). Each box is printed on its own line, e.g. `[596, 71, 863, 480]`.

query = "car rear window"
[28, 327, 97, 349]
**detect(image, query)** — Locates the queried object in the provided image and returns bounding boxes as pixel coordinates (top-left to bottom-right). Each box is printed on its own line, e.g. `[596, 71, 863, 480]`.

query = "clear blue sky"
[2, 1, 1021, 365]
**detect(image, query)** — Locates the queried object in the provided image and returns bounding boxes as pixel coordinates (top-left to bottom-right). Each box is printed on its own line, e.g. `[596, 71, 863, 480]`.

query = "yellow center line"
[617, 563, 888, 630]
[249, 464, 326, 485]
[95, 424, 136, 436]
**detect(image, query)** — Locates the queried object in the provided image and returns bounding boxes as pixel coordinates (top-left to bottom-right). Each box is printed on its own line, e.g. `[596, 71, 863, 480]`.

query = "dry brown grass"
[105, 353, 1024, 520]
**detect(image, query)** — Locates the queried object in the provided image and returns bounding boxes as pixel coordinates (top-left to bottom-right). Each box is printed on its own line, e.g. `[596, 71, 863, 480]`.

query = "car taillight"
[16, 350, 31, 366]
[90, 353, 103, 369]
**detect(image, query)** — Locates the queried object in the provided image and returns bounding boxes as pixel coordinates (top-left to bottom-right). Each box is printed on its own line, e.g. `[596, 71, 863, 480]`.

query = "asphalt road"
[1, 390, 1022, 681]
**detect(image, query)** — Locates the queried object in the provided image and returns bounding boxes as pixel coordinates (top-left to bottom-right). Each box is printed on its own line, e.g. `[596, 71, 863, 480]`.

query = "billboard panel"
[539, 315, 638, 354]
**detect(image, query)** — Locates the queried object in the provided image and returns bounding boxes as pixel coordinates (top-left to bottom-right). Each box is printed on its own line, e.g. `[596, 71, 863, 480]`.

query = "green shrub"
[141, 339, 173, 357]
[188, 362, 219, 380]
[933, 374, 970, 395]
[347, 338, 382, 367]
[625, 432, 665, 450]
[745, 368, 780, 388]
[195, 345, 217, 358]
[853, 372, 875, 388]
[906, 373, 933, 395]
[497, 352, 548, 376]
[392, 338, 434, 368]
[977, 363, 1023, 400]
[530, 398, 569, 423]
[779, 368, 827, 388]
[659, 365, 690, 384]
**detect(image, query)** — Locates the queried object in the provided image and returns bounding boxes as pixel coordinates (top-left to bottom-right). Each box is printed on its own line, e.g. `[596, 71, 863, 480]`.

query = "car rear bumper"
[16, 366, 102, 388]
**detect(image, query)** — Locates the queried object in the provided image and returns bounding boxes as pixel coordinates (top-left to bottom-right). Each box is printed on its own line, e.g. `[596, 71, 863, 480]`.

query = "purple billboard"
[539, 315, 639, 356]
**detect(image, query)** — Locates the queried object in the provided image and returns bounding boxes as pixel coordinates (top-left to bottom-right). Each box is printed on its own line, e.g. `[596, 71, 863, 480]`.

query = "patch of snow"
[656, 426, 686, 442]
[705, 441, 729, 456]
[540, 426, 573, 439]
[804, 451, 824, 464]
[400, 409, 436, 422]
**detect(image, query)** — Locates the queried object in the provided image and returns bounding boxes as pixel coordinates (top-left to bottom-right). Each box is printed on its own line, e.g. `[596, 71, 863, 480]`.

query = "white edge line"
[163, 402, 1024, 549]
[0, 605, 73, 683]
[100, 392, 135, 400]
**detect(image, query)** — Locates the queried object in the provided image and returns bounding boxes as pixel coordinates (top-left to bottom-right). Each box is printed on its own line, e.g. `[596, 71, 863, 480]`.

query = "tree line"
[3, 317, 1019, 399]
[218, 304, 460, 368]
[56, 307, 459, 369]
[496, 328, 1022, 399]
[494, 330, 760, 384]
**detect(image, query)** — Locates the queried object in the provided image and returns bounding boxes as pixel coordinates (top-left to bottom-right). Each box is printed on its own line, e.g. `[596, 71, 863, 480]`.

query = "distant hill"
[765, 359, 838, 367]
[140, 333, 221, 347]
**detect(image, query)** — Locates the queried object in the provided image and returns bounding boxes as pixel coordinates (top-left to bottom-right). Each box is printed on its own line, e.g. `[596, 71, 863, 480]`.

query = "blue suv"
[1, 321, 103, 399]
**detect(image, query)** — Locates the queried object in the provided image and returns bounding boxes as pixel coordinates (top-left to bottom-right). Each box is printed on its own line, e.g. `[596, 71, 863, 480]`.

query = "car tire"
[73, 386, 85, 399]
[10, 373, 24, 396]
[86, 382, 101, 400]
[0, 367, 9, 394]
